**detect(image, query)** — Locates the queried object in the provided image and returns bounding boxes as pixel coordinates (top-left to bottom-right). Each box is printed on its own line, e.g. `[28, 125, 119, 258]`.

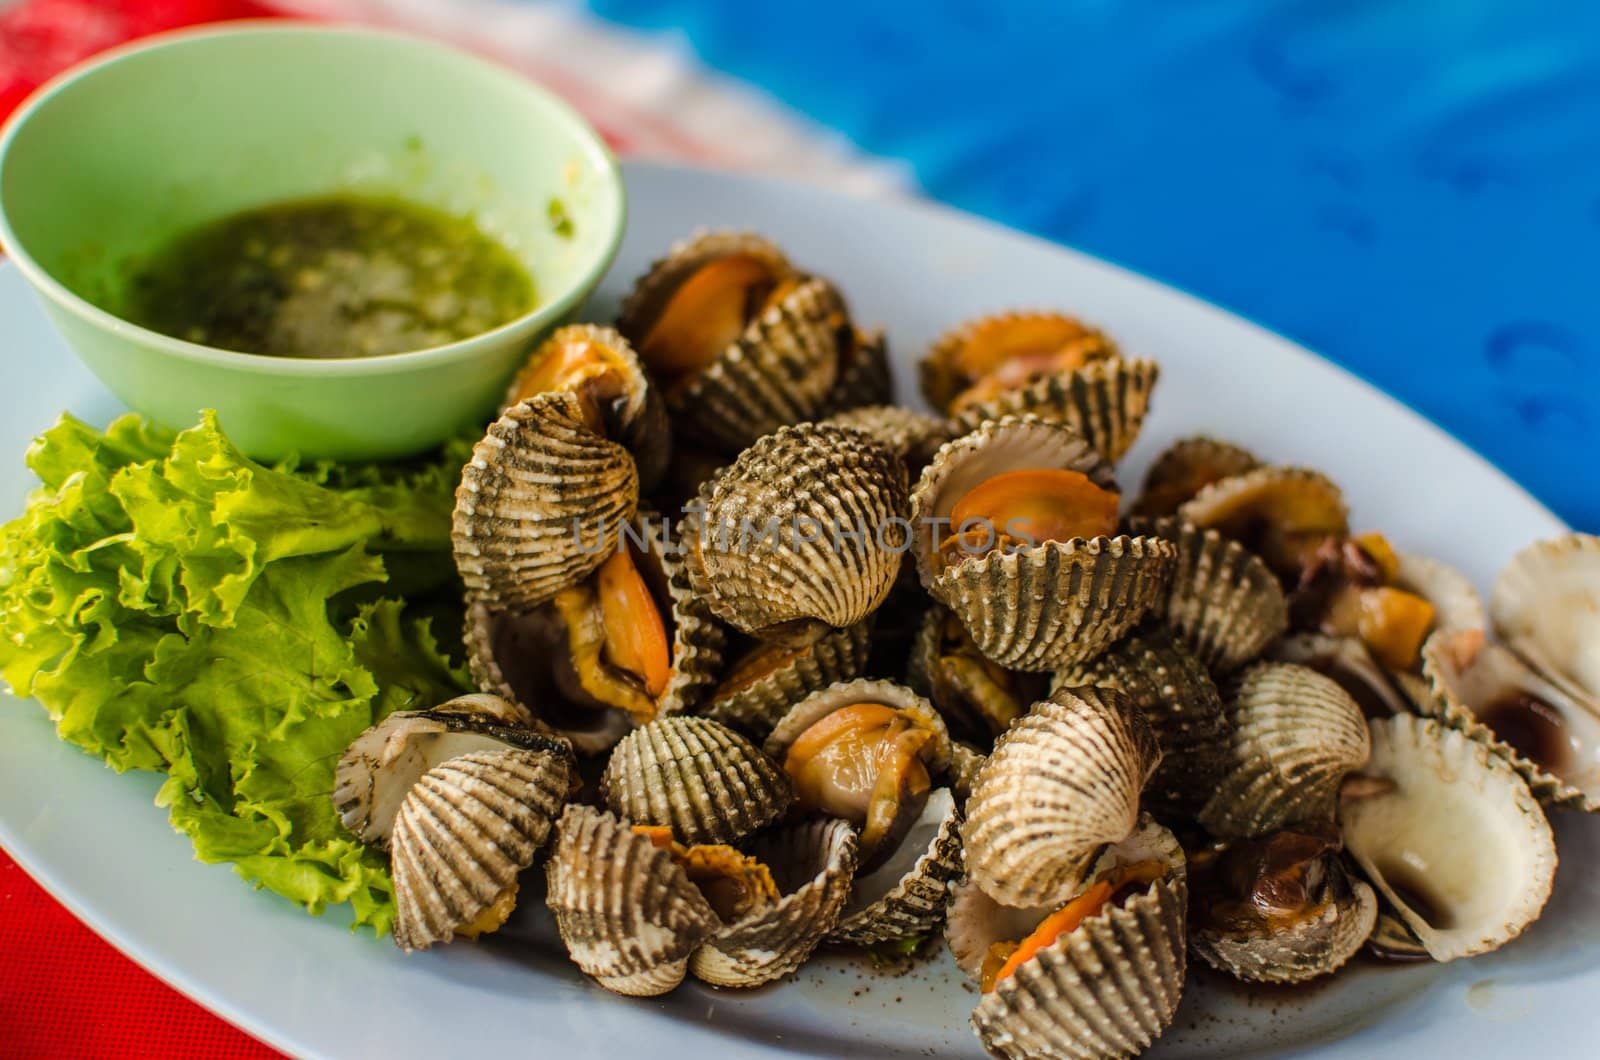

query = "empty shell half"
[1419, 628, 1600, 810]
[1492, 532, 1600, 706]
[1340, 714, 1556, 962]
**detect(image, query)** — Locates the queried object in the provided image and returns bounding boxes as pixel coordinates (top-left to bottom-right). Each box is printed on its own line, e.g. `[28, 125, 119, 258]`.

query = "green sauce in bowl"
[120, 194, 537, 360]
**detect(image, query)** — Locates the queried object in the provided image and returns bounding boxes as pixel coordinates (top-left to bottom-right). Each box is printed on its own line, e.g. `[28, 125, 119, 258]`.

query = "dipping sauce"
[120, 194, 535, 358]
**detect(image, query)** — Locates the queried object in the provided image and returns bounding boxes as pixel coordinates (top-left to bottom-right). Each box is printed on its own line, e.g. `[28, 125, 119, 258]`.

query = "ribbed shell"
[390, 748, 574, 952]
[1055, 626, 1228, 821]
[962, 686, 1160, 908]
[1418, 628, 1599, 811]
[948, 742, 987, 806]
[819, 328, 895, 414]
[820, 404, 954, 473]
[951, 356, 1162, 465]
[1133, 517, 1288, 674]
[919, 310, 1118, 412]
[1190, 856, 1377, 984]
[1269, 632, 1414, 719]
[763, 678, 955, 777]
[599, 716, 793, 845]
[670, 277, 850, 453]
[333, 706, 567, 848]
[698, 621, 871, 739]
[692, 817, 859, 986]
[969, 868, 1187, 1059]
[1491, 533, 1600, 705]
[830, 786, 964, 945]
[453, 392, 639, 612]
[1131, 436, 1261, 518]
[501, 323, 671, 493]
[1198, 663, 1370, 839]
[1395, 551, 1485, 634]
[461, 521, 727, 756]
[545, 805, 720, 996]
[1178, 466, 1349, 582]
[685, 423, 909, 638]
[911, 416, 1172, 672]
[1342, 715, 1556, 962]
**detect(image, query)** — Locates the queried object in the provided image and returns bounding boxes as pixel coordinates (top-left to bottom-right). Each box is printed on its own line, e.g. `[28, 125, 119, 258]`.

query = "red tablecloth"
[2, 10, 287, 1059]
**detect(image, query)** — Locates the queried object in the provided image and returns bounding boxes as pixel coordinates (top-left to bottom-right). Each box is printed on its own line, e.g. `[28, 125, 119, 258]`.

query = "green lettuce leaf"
[0, 411, 470, 932]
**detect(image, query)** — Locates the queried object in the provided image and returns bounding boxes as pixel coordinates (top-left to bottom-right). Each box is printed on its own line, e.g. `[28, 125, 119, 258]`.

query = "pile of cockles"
[331, 231, 1597, 1058]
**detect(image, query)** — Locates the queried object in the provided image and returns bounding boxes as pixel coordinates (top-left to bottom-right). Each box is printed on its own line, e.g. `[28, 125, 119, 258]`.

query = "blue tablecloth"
[588, 0, 1598, 530]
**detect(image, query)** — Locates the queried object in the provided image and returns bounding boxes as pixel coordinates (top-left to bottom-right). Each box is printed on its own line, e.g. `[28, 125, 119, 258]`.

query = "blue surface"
[585, 0, 1599, 530]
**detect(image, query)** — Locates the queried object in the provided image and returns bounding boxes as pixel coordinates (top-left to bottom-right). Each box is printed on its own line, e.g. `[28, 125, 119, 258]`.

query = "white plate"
[2, 161, 1597, 1060]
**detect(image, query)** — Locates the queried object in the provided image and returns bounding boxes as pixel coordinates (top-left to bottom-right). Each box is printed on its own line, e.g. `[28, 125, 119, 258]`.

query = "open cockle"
[910, 415, 1175, 671]
[951, 817, 1188, 1059]
[462, 516, 725, 755]
[616, 230, 852, 453]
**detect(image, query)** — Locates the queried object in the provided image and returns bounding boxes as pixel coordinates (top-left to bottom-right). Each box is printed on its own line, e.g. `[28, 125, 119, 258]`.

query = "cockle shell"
[1419, 628, 1600, 811]
[501, 323, 671, 492]
[820, 404, 954, 475]
[1491, 533, 1600, 705]
[599, 715, 793, 845]
[820, 328, 895, 415]
[956, 818, 1188, 1060]
[910, 416, 1175, 671]
[685, 423, 909, 639]
[1132, 517, 1289, 674]
[697, 621, 871, 739]
[545, 805, 720, 996]
[919, 310, 1118, 412]
[692, 817, 859, 987]
[1189, 836, 1377, 985]
[1055, 625, 1229, 821]
[1131, 436, 1261, 518]
[1178, 466, 1349, 583]
[1341, 714, 1556, 962]
[333, 703, 568, 849]
[1395, 551, 1485, 634]
[454, 391, 639, 612]
[1199, 663, 1369, 839]
[617, 231, 849, 453]
[962, 686, 1160, 908]
[952, 356, 1162, 465]
[462, 518, 726, 755]
[1270, 632, 1413, 718]
[390, 747, 574, 951]
[829, 786, 964, 945]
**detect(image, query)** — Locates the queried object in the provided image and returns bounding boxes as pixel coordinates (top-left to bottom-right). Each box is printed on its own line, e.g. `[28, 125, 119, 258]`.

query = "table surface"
[2, 2, 1596, 1058]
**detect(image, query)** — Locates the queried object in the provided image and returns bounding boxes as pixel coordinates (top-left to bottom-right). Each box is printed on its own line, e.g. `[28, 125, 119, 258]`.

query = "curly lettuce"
[0, 411, 471, 932]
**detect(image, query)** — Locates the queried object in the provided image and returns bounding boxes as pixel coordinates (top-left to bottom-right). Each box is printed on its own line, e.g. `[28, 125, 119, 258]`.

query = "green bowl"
[0, 23, 625, 461]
